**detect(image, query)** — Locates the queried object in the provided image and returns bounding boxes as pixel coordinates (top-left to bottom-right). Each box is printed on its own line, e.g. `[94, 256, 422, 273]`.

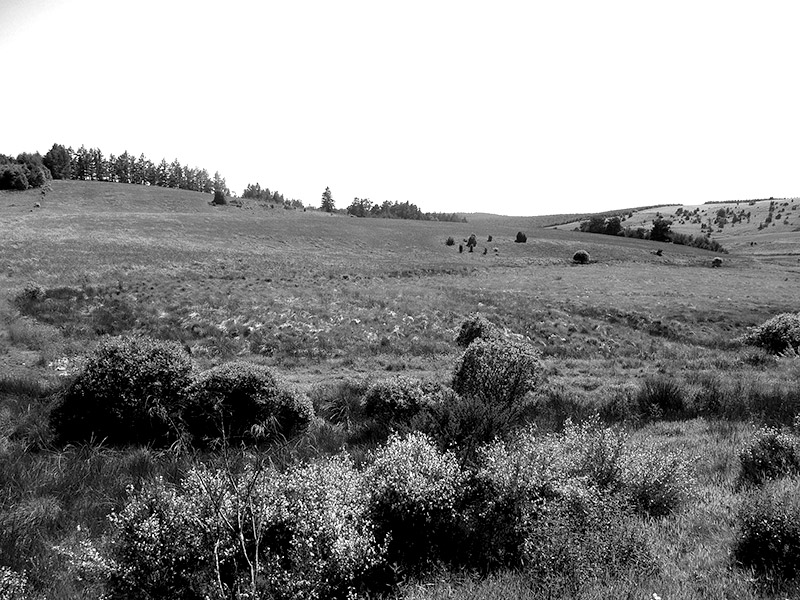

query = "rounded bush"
[572, 250, 590, 264]
[452, 338, 542, 405]
[454, 313, 499, 348]
[445, 236, 455, 246]
[738, 426, 800, 487]
[514, 231, 527, 243]
[185, 361, 313, 445]
[739, 312, 800, 354]
[361, 376, 426, 425]
[52, 336, 193, 446]
[0, 164, 29, 190]
[735, 476, 800, 579]
[365, 432, 466, 571]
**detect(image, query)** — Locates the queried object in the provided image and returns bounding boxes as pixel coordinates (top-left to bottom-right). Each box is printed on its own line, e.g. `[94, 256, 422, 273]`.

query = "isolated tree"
[650, 217, 672, 242]
[321, 186, 335, 212]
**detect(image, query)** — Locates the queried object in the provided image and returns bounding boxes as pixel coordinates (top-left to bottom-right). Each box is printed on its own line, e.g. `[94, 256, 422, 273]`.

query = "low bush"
[454, 313, 499, 348]
[365, 432, 466, 573]
[445, 236, 455, 246]
[514, 231, 527, 243]
[51, 336, 193, 446]
[735, 476, 800, 580]
[636, 375, 686, 418]
[452, 338, 542, 405]
[738, 426, 800, 487]
[620, 442, 696, 517]
[361, 376, 427, 425]
[572, 250, 590, 264]
[185, 361, 314, 446]
[739, 312, 800, 354]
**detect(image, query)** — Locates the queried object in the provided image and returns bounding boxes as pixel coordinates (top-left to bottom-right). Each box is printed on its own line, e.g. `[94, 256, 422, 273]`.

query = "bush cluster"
[452, 338, 542, 405]
[52, 336, 194, 446]
[51, 336, 313, 447]
[739, 312, 800, 354]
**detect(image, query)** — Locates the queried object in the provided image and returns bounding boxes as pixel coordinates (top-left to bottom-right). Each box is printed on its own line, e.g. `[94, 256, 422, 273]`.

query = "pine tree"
[320, 186, 335, 212]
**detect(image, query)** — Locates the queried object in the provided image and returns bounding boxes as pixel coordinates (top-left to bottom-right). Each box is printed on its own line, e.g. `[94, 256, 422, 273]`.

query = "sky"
[1, 0, 799, 216]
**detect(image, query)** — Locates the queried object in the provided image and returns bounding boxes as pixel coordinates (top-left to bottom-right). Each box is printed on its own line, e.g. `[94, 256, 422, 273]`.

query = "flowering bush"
[738, 312, 800, 354]
[185, 361, 314, 446]
[735, 476, 800, 579]
[738, 426, 800, 487]
[0, 566, 29, 600]
[51, 335, 193, 446]
[620, 443, 696, 517]
[452, 338, 542, 405]
[365, 432, 467, 571]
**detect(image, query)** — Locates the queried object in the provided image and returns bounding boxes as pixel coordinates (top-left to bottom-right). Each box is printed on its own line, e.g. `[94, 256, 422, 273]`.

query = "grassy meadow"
[1, 180, 800, 599]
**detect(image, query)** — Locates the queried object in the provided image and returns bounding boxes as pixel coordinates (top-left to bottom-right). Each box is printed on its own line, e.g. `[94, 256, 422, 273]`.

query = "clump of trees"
[0, 152, 51, 190]
[346, 197, 466, 222]
[578, 214, 727, 253]
[242, 183, 303, 209]
[2, 143, 230, 196]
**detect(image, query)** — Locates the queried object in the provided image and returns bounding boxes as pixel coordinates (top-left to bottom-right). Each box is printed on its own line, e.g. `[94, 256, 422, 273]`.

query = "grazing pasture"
[1, 180, 800, 598]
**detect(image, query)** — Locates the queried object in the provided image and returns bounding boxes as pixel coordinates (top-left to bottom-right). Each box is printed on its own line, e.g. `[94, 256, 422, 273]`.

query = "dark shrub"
[452, 338, 542, 405]
[0, 164, 29, 190]
[735, 477, 800, 579]
[51, 336, 193, 446]
[572, 250, 590, 264]
[445, 236, 455, 246]
[310, 378, 369, 428]
[514, 231, 527, 243]
[636, 376, 686, 418]
[738, 427, 800, 487]
[739, 312, 800, 354]
[185, 361, 313, 445]
[487, 235, 492, 242]
[365, 432, 466, 572]
[212, 189, 227, 205]
[361, 376, 427, 425]
[454, 313, 499, 348]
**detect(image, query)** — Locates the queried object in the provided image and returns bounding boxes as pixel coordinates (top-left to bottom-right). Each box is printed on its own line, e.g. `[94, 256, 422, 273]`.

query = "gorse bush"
[185, 361, 313, 446]
[454, 313, 499, 348]
[514, 231, 527, 243]
[361, 376, 427, 425]
[738, 426, 800, 487]
[739, 312, 800, 354]
[572, 250, 590, 264]
[621, 443, 696, 517]
[735, 476, 800, 580]
[51, 336, 193, 446]
[452, 338, 542, 405]
[365, 432, 466, 572]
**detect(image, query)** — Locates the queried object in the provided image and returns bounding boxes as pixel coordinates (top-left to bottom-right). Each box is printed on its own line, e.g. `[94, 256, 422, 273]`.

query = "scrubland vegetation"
[2, 181, 800, 598]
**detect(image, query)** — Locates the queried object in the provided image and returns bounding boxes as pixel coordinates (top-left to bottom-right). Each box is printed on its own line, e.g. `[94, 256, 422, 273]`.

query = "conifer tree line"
[240, 182, 304, 209]
[0, 143, 229, 195]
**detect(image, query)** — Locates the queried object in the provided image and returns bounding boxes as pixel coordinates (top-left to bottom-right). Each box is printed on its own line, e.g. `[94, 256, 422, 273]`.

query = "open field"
[2, 180, 800, 598]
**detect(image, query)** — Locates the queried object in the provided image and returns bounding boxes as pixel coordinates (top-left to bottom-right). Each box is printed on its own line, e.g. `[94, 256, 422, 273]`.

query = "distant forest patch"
[345, 197, 466, 222]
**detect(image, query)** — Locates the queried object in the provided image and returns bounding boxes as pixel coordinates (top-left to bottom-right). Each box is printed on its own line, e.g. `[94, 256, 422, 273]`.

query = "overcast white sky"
[1, 0, 798, 216]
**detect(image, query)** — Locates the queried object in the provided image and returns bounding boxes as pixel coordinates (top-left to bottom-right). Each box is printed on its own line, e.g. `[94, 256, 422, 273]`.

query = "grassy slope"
[2, 180, 800, 598]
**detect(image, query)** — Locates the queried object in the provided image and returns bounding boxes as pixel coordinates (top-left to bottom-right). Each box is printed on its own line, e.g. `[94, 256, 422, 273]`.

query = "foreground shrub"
[621, 442, 696, 517]
[51, 336, 193, 446]
[739, 312, 800, 354]
[365, 432, 466, 572]
[0, 566, 29, 599]
[185, 361, 313, 446]
[735, 476, 800, 580]
[108, 457, 385, 600]
[572, 250, 590, 264]
[452, 338, 542, 405]
[454, 313, 499, 348]
[522, 488, 656, 594]
[738, 426, 800, 487]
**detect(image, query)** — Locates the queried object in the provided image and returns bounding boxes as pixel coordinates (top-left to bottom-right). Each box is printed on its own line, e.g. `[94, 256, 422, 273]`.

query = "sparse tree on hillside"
[650, 217, 672, 242]
[321, 186, 335, 212]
